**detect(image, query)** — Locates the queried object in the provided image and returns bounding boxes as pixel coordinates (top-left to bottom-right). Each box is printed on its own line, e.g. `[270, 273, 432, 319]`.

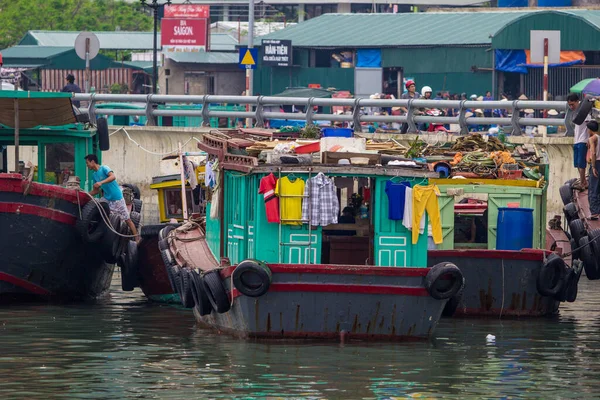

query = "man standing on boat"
[567, 93, 592, 190]
[84, 155, 140, 243]
[61, 74, 82, 108]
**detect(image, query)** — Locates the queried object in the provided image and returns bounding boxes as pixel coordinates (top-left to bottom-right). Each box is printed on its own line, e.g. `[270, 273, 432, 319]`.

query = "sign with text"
[161, 18, 207, 52]
[164, 4, 210, 19]
[261, 39, 292, 67]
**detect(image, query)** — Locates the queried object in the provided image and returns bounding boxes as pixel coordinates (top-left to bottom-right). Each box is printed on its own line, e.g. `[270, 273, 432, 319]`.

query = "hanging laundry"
[385, 180, 411, 220]
[275, 175, 305, 225]
[182, 156, 198, 190]
[205, 160, 216, 189]
[411, 184, 443, 245]
[258, 173, 280, 223]
[402, 186, 425, 234]
[209, 160, 220, 220]
[302, 172, 339, 226]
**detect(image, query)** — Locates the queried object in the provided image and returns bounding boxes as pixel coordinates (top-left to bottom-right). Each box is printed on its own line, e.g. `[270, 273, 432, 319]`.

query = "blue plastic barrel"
[497, 0, 528, 7]
[496, 207, 534, 250]
[322, 128, 353, 137]
[538, 0, 571, 5]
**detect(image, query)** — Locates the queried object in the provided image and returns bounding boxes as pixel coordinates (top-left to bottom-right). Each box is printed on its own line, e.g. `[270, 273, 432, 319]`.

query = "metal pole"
[14, 99, 19, 173]
[246, 0, 255, 128]
[153, 5, 159, 95]
[491, 49, 496, 100]
[178, 142, 189, 221]
[542, 38, 549, 138]
[85, 38, 90, 93]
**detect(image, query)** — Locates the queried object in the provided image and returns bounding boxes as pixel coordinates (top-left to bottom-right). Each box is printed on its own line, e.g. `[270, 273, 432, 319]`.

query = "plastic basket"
[322, 128, 353, 137]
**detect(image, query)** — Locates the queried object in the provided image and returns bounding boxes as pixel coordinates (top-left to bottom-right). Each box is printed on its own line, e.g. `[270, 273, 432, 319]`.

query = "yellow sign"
[241, 49, 256, 65]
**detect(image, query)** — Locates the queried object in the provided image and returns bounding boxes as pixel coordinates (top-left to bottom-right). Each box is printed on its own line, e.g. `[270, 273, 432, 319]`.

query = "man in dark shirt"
[61, 74, 82, 108]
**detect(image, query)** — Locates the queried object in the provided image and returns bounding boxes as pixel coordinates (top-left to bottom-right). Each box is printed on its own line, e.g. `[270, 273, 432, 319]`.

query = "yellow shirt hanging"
[275, 176, 305, 225]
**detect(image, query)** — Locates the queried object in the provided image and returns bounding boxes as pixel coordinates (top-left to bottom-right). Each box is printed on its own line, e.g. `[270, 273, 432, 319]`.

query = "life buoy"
[178, 269, 196, 309]
[121, 240, 139, 292]
[191, 271, 212, 316]
[202, 269, 231, 313]
[76, 199, 109, 243]
[425, 262, 464, 300]
[537, 253, 567, 296]
[232, 259, 272, 297]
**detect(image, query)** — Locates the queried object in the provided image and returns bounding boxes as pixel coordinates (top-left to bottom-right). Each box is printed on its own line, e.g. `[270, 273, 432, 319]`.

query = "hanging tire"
[571, 238, 580, 261]
[425, 262, 464, 300]
[559, 184, 573, 206]
[563, 203, 578, 224]
[161, 247, 176, 268]
[167, 264, 179, 292]
[159, 225, 177, 240]
[580, 237, 600, 280]
[122, 184, 141, 200]
[76, 199, 109, 243]
[130, 211, 141, 228]
[101, 214, 123, 264]
[121, 240, 139, 291]
[573, 97, 594, 125]
[97, 117, 110, 151]
[141, 224, 171, 240]
[564, 260, 583, 303]
[564, 178, 578, 188]
[132, 199, 143, 214]
[441, 287, 463, 317]
[191, 271, 212, 316]
[178, 269, 196, 309]
[536, 253, 567, 297]
[202, 269, 231, 313]
[587, 229, 600, 258]
[569, 219, 586, 245]
[232, 259, 272, 297]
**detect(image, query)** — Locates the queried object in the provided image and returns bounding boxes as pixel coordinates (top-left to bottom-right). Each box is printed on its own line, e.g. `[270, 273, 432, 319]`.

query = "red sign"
[164, 4, 209, 19]
[161, 18, 207, 51]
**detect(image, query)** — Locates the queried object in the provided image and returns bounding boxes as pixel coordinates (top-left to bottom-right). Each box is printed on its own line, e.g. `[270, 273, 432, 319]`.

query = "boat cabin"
[198, 134, 439, 268]
[0, 91, 104, 190]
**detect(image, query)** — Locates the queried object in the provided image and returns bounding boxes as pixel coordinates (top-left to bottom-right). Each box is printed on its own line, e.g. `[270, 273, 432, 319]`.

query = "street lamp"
[140, 0, 171, 94]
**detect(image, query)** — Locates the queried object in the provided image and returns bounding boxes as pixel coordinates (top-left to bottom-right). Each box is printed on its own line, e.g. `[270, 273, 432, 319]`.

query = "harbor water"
[1, 273, 600, 399]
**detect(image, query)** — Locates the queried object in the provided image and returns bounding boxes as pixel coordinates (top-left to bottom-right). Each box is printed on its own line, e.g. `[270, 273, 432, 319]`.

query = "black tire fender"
[97, 117, 110, 151]
[569, 219, 586, 246]
[202, 269, 231, 313]
[76, 199, 108, 243]
[191, 271, 212, 316]
[580, 236, 600, 280]
[563, 202, 578, 224]
[130, 211, 141, 228]
[570, 238, 580, 261]
[179, 269, 196, 309]
[588, 229, 600, 258]
[441, 287, 463, 317]
[537, 253, 567, 296]
[132, 199, 143, 214]
[559, 184, 573, 206]
[564, 260, 583, 303]
[232, 259, 272, 297]
[140, 224, 177, 240]
[573, 97, 594, 125]
[167, 264, 179, 292]
[159, 225, 177, 240]
[564, 178, 578, 188]
[122, 184, 141, 200]
[425, 262, 464, 300]
[101, 214, 123, 264]
[121, 240, 139, 291]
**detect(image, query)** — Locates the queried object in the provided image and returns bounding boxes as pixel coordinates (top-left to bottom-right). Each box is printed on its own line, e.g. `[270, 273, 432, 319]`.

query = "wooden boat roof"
[0, 91, 76, 128]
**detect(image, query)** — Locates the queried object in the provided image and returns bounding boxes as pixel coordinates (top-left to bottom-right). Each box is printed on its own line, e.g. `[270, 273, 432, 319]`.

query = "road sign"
[261, 39, 292, 67]
[239, 48, 258, 70]
[530, 30, 560, 64]
[74, 32, 100, 60]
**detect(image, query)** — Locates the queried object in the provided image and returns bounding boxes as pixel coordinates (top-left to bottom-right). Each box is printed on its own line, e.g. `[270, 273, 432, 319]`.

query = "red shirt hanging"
[258, 173, 280, 223]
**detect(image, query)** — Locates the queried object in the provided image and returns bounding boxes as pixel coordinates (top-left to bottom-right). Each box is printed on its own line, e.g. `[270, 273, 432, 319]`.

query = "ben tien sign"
[261, 39, 292, 67]
[161, 18, 208, 52]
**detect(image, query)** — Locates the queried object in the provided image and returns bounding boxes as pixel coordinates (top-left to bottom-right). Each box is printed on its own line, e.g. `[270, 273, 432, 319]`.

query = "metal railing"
[73, 93, 575, 136]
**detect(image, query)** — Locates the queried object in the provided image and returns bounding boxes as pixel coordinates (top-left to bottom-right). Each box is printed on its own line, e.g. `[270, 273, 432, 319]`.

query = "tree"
[0, 0, 152, 50]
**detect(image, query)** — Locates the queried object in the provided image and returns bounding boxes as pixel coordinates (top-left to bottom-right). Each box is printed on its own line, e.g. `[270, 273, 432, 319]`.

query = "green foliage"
[300, 124, 320, 139]
[110, 82, 129, 94]
[0, 0, 153, 50]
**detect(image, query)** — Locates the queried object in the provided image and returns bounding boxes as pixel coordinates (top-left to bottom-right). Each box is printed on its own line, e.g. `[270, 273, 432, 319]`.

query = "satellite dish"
[74, 32, 100, 60]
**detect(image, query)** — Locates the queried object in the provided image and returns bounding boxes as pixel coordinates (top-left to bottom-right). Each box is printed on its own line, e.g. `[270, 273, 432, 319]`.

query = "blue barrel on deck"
[496, 207, 534, 250]
[497, 0, 528, 7]
[538, 0, 571, 6]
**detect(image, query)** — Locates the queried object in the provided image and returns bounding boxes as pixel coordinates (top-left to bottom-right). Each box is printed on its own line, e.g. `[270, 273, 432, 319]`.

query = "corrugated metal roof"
[0, 46, 71, 59]
[165, 51, 239, 64]
[255, 11, 564, 48]
[19, 31, 238, 51]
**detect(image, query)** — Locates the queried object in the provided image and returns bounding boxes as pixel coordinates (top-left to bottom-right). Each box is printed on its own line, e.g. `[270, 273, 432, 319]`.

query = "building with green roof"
[252, 9, 600, 100]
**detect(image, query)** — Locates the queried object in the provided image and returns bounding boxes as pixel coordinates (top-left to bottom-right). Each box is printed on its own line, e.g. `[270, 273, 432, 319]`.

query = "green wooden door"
[487, 193, 527, 250]
[224, 172, 247, 264]
[437, 194, 456, 250]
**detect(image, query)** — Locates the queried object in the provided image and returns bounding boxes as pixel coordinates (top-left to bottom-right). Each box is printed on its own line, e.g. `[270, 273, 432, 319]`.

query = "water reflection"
[0, 275, 600, 399]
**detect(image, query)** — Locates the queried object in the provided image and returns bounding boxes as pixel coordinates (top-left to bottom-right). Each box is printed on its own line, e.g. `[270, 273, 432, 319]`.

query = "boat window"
[164, 188, 194, 220]
[44, 143, 75, 185]
[453, 194, 489, 249]
[5, 145, 38, 175]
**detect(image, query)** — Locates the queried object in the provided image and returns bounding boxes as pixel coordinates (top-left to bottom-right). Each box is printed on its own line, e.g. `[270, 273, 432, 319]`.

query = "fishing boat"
[159, 133, 463, 341]
[0, 91, 135, 300]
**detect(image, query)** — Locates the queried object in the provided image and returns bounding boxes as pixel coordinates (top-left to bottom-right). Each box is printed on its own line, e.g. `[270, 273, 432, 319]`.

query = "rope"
[562, 233, 600, 258]
[78, 190, 139, 239]
[111, 127, 195, 156]
[499, 259, 505, 319]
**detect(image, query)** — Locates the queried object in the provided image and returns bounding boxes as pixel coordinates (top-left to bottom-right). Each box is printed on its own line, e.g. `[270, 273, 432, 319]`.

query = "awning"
[495, 50, 586, 74]
[272, 87, 334, 98]
[0, 92, 76, 128]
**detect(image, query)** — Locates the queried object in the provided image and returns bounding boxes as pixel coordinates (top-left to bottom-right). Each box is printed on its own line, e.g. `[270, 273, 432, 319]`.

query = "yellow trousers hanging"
[412, 185, 443, 245]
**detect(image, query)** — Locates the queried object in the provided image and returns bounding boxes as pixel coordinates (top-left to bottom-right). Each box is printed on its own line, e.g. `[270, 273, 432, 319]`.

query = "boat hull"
[428, 249, 559, 317]
[194, 264, 448, 341]
[0, 174, 114, 300]
[137, 233, 180, 303]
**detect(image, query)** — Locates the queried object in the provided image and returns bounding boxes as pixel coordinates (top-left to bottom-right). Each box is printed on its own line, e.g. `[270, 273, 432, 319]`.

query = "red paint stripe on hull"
[232, 283, 429, 299]
[0, 174, 89, 205]
[0, 202, 76, 225]
[429, 249, 546, 261]
[0, 272, 51, 296]
[221, 264, 430, 279]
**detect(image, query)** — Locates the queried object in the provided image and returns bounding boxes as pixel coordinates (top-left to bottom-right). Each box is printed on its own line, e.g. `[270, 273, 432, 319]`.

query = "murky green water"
[1, 274, 600, 399]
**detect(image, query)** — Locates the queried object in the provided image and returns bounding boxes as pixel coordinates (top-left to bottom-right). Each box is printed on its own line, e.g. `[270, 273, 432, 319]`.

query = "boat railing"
[73, 93, 574, 137]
